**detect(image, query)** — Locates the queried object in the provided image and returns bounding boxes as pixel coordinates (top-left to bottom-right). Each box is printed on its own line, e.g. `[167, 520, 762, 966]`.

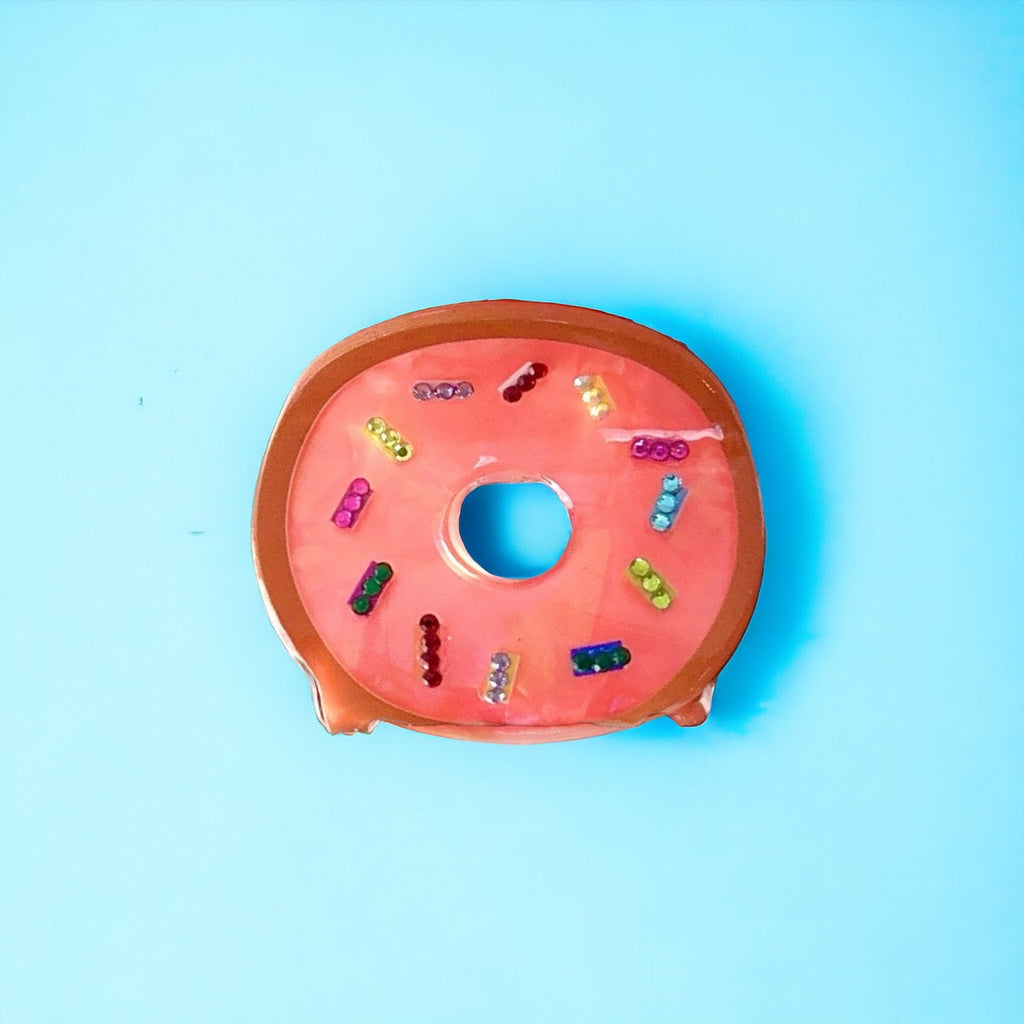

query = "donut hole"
[458, 482, 571, 580]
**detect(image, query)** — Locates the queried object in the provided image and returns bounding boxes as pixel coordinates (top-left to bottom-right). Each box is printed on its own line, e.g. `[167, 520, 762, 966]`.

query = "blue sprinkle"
[651, 512, 671, 531]
[662, 474, 683, 493]
[656, 492, 678, 513]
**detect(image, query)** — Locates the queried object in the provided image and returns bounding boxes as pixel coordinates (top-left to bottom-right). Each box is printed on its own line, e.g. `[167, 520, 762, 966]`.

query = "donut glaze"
[253, 301, 764, 743]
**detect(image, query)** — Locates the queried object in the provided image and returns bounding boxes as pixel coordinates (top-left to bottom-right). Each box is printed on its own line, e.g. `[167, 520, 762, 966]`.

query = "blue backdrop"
[2, 3, 1022, 1021]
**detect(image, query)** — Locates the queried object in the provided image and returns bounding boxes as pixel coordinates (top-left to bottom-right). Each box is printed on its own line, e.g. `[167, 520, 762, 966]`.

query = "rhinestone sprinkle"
[649, 473, 688, 533]
[365, 417, 414, 462]
[570, 640, 632, 677]
[418, 613, 442, 686]
[331, 477, 373, 529]
[480, 651, 517, 703]
[500, 361, 547, 402]
[626, 556, 675, 611]
[411, 380, 474, 401]
[573, 374, 614, 422]
[628, 436, 690, 462]
[348, 561, 394, 616]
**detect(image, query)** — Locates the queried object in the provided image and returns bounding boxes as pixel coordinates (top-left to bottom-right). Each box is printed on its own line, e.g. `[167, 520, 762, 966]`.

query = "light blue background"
[2, 3, 1022, 1022]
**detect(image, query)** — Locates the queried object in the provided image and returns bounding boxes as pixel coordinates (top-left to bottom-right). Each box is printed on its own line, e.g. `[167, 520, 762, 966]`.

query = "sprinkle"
[418, 613, 442, 686]
[412, 380, 475, 400]
[500, 361, 547, 401]
[570, 640, 632, 677]
[573, 374, 615, 421]
[649, 473, 688, 533]
[331, 477, 373, 529]
[626, 556, 675, 610]
[480, 651, 519, 703]
[348, 560, 394, 616]
[365, 417, 414, 462]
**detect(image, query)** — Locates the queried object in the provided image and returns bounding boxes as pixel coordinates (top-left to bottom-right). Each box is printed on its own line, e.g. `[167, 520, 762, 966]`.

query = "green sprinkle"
[595, 651, 614, 671]
[363, 578, 381, 596]
[373, 562, 393, 582]
[610, 646, 631, 667]
[352, 595, 371, 615]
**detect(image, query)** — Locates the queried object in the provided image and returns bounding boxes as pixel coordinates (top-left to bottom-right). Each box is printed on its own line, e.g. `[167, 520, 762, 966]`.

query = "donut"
[252, 300, 764, 743]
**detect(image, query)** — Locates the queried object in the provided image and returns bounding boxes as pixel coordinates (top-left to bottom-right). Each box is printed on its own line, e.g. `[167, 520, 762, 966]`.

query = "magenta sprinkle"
[669, 440, 690, 460]
[650, 441, 670, 461]
[331, 478, 373, 529]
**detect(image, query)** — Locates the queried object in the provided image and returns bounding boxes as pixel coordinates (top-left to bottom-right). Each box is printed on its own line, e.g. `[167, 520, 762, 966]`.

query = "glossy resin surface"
[253, 301, 764, 741]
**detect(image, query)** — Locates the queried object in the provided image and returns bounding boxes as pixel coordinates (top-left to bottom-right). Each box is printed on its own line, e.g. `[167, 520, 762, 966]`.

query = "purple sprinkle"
[669, 440, 690, 460]
[630, 436, 652, 458]
[433, 381, 457, 399]
[350, 477, 370, 495]
[455, 380, 474, 398]
[342, 493, 362, 512]
[412, 382, 433, 400]
[650, 441, 670, 461]
[331, 508, 354, 528]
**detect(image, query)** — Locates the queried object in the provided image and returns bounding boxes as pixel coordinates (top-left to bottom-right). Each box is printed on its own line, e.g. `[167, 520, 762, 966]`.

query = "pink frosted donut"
[253, 301, 764, 743]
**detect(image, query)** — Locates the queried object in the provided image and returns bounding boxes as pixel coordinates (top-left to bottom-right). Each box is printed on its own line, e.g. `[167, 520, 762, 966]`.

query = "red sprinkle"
[502, 385, 522, 403]
[423, 670, 443, 688]
[528, 362, 548, 378]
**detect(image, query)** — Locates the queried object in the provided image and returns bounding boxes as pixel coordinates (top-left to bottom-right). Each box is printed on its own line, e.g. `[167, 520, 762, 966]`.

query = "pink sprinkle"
[669, 440, 690, 460]
[342, 493, 362, 512]
[331, 508, 354, 528]
[350, 478, 370, 495]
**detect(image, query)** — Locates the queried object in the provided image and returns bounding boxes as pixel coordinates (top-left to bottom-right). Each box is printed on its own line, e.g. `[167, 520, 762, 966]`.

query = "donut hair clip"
[253, 301, 764, 743]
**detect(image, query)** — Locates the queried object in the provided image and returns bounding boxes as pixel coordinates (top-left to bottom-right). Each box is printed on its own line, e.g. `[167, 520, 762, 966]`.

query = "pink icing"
[286, 337, 740, 728]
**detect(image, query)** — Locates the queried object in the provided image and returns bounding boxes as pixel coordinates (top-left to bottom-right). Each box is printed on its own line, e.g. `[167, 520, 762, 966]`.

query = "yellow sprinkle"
[651, 591, 672, 610]
[629, 557, 650, 577]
